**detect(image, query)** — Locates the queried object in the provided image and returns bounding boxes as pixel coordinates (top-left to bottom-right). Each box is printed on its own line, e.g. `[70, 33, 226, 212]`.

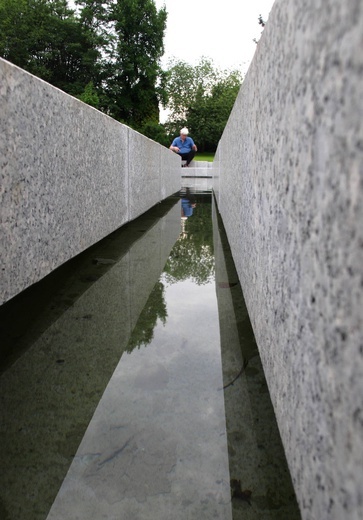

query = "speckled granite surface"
[213, 199, 301, 520]
[0, 59, 181, 305]
[212, 1, 363, 519]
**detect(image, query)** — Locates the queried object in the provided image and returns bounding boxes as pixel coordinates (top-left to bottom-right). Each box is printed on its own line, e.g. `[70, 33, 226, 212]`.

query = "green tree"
[0, 0, 50, 72]
[0, 0, 167, 126]
[76, 80, 100, 108]
[74, 0, 116, 96]
[0, 0, 101, 96]
[163, 57, 217, 135]
[102, 0, 167, 129]
[164, 58, 242, 152]
[139, 120, 170, 147]
[187, 71, 241, 151]
[39, 2, 100, 95]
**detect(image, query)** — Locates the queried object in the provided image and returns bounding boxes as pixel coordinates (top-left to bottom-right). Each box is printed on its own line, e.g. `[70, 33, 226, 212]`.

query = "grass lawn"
[195, 152, 215, 162]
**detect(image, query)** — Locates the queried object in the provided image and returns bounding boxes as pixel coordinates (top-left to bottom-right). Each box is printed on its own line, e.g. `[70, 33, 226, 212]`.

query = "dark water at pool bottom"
[0, 192, 300, 519]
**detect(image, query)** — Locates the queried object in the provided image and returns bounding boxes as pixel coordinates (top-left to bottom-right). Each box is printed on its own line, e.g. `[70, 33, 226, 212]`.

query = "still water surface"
[0, 191, 300, 520]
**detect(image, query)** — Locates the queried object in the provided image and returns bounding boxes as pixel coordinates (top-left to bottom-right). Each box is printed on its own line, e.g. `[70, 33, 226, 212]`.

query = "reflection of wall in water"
[212, 198, 300, 519]
[0, 200, 181, 520]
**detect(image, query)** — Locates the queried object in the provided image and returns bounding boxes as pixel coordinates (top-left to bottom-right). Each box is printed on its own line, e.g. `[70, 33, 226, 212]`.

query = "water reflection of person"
[180, 188, 196, 239]
[181, 188, 197, 219]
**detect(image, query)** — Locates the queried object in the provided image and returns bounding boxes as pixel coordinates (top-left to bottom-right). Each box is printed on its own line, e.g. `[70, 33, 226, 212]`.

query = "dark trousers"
[178, 150, 195, 165]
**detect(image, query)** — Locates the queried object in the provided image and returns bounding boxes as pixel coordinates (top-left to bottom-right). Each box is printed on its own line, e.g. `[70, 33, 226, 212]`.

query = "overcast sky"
[154, 0, 276, 74]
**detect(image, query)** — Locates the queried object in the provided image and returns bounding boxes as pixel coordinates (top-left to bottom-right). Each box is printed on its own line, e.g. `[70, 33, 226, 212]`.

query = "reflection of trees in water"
[126, 281, 167, 352]
[164, 197, 214, 286]
[164, 241, 214, 286]
[126, 196, 213, 351]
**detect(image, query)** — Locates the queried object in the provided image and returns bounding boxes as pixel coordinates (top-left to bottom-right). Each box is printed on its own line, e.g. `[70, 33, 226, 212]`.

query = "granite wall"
[212, 1, 363, 519]
[212, 199, 301, 519]
[0, 58, 181, 305]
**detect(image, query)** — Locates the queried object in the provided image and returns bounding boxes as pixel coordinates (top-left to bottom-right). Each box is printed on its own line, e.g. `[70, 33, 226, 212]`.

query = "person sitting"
[169, 127, 197, 167]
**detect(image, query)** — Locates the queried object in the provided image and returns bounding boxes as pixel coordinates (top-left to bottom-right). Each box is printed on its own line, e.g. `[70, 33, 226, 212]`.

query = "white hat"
[180, 127, 189, 135]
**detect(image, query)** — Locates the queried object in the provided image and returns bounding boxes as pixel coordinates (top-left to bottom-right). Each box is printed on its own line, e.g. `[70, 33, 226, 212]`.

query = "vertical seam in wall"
[127, 250, 132, 336]
[159, 146, 162, 201]
[1, 58, 184, 304]
[160, 146, 165, 266]
[127, 127, 130, 222]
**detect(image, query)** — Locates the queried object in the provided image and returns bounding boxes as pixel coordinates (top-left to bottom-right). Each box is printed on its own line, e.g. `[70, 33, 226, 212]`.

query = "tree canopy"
[0, 0, 167, 130]
[164, 58, 242, 152]
[0, 1, 241, 149]
[0, 0, 101, 95]
[101, 0, 167, 127]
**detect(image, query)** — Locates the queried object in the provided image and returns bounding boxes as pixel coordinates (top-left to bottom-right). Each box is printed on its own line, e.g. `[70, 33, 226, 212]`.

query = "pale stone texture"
[161, 147, 181, 200]
[128, 131, 163, 221]
[0, 59, 181, 305]
[181, 160, 212, 178]
[181, 177, 213, 192]
[212, 1, 363, 520]
[212, 198, 300, 520]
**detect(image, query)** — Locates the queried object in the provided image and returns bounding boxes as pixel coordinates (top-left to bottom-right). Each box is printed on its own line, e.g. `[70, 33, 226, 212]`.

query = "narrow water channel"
[0, 191, 300, 520]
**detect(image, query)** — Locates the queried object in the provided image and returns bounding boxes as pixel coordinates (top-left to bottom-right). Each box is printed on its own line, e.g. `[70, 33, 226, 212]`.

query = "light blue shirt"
[172, 136, 195, 154]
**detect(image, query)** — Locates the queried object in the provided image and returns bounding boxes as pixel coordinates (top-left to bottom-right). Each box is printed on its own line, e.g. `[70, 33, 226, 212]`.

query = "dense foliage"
[0, 0, 167, 130]
[0, 1, 241, 149]
[164, 58, 242, 152]
[0, 0, 98, 95]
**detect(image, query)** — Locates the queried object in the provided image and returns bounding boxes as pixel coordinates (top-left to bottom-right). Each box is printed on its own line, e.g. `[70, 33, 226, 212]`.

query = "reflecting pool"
[0, 191, 300, 520]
